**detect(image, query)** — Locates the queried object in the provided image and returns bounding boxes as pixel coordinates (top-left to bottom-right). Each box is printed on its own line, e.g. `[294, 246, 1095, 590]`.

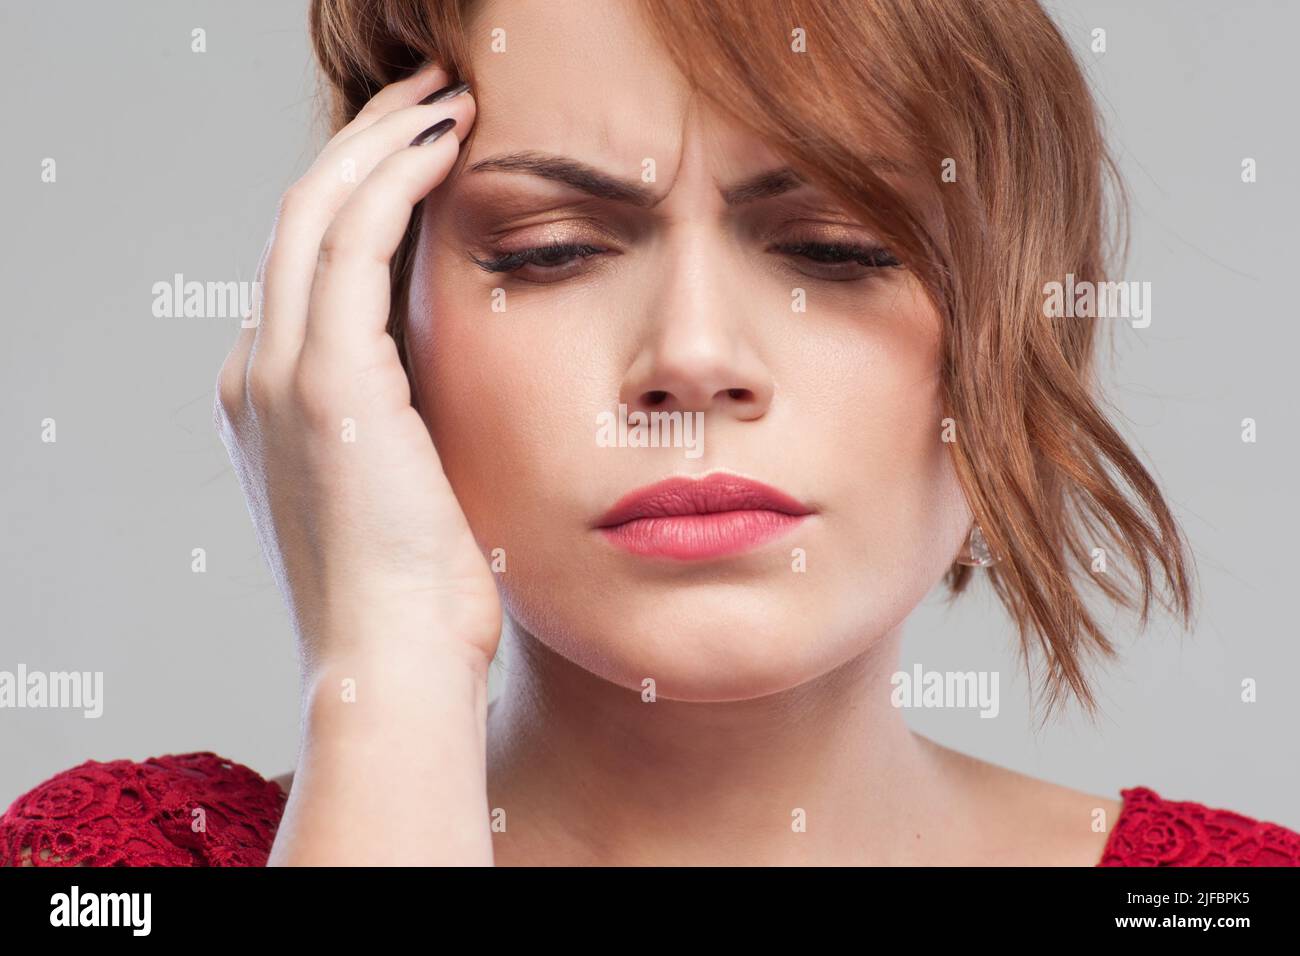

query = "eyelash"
[470, 240, 900, 280]
[471, 243, 605, 274]
[769, 241, 900, 270]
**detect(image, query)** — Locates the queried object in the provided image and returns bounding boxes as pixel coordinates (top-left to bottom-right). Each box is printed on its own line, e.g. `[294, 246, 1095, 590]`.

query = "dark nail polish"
[418, 81, 470, 105]
[410, 117, 457, 147]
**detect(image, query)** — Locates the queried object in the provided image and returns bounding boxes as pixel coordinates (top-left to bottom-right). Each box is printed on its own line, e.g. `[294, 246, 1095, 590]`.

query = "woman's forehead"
[462, 0, 691, 169]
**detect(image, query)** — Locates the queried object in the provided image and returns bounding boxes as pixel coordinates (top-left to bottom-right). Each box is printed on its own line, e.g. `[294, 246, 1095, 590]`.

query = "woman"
[3, 0, 1297, 867]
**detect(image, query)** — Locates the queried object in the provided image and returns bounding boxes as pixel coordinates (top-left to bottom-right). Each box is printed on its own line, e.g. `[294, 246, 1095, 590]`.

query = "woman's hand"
[215, 63, 498, 674]
[214, 64, 498, 864]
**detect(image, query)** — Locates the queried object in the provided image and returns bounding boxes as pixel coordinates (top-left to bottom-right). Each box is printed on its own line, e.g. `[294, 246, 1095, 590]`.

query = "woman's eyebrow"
[719, 168, 804, 205]
[466, 150, 807, 208]
[467, 151, 659, 206]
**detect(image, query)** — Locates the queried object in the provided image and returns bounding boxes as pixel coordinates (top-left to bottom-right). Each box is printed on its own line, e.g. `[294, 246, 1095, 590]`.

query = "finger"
[337, 61, 450, 140]
[321, 87, 475, 194]
[304, 123, 464, 357]
[253, 90, 475, 360]
[247, 59, 457, 364]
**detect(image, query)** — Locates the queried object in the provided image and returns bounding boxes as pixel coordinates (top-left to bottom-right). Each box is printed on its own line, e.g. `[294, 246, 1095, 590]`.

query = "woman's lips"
[594, 474, 813, 560]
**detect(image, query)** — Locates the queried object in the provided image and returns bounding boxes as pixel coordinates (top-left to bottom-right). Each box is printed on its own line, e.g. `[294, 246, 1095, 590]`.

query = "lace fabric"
[0, 752, 286, 867]
[3, 752, 1297, 866]
[1098, 786, 1300, 867]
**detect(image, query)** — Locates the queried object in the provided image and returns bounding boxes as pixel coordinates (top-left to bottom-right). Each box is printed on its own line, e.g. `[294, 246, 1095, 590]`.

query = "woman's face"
[407, 0, 971, 700]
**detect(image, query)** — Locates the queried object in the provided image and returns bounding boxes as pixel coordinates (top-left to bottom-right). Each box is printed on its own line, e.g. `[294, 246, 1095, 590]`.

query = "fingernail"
[418, 81, 470, 105]
[411, 117, 457, 146]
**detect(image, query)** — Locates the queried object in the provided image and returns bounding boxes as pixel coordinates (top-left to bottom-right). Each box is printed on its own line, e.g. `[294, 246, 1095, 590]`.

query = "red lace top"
[2, 752, 1297, 866]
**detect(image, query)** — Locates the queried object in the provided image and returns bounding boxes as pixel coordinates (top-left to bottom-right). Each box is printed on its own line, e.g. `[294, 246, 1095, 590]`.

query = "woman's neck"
[484, 621, 988, 866]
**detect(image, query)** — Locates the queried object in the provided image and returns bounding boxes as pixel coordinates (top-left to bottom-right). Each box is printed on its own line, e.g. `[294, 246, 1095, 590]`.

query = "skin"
[224, 0, 1123, 865]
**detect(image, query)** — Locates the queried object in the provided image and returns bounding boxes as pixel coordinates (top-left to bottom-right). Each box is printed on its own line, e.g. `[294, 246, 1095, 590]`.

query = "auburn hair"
[308, 0, 1194, 718]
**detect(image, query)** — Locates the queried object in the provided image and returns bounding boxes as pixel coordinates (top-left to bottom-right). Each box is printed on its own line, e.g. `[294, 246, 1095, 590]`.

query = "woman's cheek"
[409, 281, 596, 542]
[808, 291, 965, 583]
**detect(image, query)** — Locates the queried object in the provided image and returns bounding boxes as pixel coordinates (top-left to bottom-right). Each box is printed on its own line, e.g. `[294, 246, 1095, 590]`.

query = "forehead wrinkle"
[650, 85, 698, 203]
[646, 89, 730, 215]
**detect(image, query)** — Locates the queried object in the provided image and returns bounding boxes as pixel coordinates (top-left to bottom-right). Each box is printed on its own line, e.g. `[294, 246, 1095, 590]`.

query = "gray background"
[2, 1, 1296, 828]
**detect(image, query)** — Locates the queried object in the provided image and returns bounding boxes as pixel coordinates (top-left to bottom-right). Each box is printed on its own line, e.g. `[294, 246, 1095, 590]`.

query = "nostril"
[727, 388, 751, 401]
[645, 390, 670, 406]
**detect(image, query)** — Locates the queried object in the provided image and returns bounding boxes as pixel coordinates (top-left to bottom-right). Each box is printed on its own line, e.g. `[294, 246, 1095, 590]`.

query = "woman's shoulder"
[1102, 785, 1300, 867]
[0, 751, 287, 867]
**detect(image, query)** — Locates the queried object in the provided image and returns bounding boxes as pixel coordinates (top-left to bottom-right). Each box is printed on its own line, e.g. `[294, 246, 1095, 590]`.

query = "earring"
[955, 523, 998, 567]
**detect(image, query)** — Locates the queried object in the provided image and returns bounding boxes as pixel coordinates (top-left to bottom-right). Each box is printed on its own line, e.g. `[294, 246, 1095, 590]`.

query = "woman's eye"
[471, 242, 607, 283]
[771, 241, 901, 281]
[469, 239, 900, 285]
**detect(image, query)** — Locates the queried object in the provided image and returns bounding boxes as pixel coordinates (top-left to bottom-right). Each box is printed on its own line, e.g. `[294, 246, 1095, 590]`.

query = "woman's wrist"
[300, 642, 490, 734]
[296, 590, 497, 686]
[269, 644, 493, 865]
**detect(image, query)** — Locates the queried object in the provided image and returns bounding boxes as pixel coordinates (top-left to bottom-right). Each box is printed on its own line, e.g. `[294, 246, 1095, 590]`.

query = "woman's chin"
[517, 603, 866, 703]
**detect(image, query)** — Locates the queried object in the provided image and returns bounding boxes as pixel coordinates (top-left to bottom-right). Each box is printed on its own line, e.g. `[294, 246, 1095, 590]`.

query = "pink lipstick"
[595, 473, 813, 560]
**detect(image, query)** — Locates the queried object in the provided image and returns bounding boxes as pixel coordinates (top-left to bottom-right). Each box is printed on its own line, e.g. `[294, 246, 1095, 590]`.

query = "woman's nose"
[617, 231, 775, 421]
